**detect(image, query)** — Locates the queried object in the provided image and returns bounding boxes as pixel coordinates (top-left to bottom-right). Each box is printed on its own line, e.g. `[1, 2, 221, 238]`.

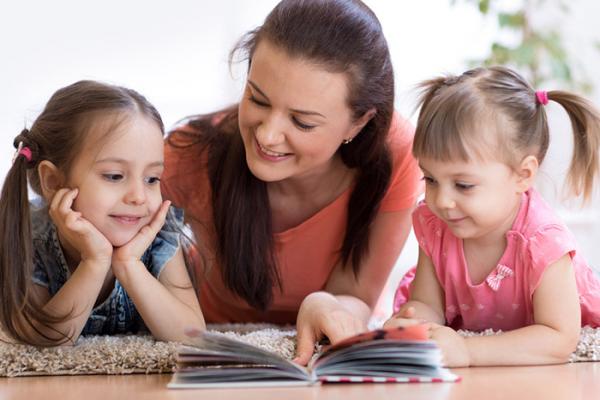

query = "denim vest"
[31, 204, 184, 335]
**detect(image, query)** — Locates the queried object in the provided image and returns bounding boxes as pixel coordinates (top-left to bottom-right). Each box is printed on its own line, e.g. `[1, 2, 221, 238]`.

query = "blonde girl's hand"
[428, 324, 470, 368]
[294, 292, 367, 366]
[112, 200, 171, 268]
[383, 306, 426, 329]
[48, 188, 113, 263]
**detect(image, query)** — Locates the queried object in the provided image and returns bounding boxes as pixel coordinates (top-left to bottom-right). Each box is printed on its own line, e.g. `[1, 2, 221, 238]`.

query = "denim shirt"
[31, 204, 184, 335]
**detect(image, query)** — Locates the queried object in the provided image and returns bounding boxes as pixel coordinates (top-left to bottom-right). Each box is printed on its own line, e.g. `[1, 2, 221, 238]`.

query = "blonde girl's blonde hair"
[413, 66, 600, 202]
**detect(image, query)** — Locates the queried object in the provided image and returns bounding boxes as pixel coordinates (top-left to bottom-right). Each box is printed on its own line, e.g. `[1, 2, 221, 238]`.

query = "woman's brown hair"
[0, 80, 163, 345]
[168, 0, 395, 310]
[413, 66, 600, 202]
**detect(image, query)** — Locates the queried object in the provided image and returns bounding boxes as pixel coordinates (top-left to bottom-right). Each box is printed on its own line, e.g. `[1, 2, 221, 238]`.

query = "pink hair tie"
[535, 90, 549, 106]
[12, 141, 33, 164]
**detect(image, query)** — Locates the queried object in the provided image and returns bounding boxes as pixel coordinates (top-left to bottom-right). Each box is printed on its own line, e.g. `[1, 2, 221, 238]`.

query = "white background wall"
[1, 0, 599, 319]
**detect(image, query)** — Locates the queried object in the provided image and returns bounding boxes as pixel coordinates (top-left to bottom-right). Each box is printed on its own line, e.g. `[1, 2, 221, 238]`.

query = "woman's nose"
[255, 113, 286, 147]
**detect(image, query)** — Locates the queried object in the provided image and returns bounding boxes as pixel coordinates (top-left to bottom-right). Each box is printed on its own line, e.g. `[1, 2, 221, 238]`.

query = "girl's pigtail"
[549, 91, 600, 202]
[0, 136, 36, 343]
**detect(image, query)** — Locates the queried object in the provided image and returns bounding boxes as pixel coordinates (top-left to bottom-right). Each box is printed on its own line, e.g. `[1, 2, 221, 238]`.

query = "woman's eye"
[292, 117, 316, 131]
[248, 95, 269, 107]
[102, 173, 123, 182]
[145, 176, 161, 185]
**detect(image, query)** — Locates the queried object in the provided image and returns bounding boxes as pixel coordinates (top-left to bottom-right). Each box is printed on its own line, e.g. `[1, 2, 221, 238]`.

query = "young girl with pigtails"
[0, 81, 205, 346]
[386, 66, 600, 367]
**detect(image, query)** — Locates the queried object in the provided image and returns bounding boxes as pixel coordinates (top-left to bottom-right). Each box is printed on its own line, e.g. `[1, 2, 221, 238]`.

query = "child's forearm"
[114, 261, 205, 342]
[399, 300, 445, 325]
[465, 323, 580, 366]
[35, 259, 111, 345]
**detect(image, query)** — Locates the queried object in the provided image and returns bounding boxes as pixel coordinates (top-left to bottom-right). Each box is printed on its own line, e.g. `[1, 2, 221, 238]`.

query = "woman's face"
[238, 39, 367, 184]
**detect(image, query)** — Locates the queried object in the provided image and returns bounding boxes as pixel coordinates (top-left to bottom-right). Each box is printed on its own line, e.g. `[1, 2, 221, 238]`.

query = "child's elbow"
[552, 329, 580, 363]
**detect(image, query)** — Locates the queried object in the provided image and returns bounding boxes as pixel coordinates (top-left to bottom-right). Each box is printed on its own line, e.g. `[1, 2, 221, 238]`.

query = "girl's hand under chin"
[111, 200, 171, 271]
[49, 187, 113, 264]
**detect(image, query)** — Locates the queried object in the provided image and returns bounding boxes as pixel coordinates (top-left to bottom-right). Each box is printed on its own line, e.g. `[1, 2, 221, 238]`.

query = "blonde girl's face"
[237, 39, 367, 184]
[65, 113, 164, 247]
[419, 156, 524, 243]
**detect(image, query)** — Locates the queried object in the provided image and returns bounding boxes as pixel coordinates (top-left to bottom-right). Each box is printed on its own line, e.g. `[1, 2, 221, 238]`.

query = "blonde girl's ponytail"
[548, 91, 600, 202]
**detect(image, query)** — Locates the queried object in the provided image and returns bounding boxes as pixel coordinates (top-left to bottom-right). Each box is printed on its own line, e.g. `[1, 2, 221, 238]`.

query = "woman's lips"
[255, 140, 292, 161]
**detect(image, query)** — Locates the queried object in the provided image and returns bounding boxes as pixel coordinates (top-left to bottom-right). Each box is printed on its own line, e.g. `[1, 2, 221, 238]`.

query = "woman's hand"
[428, 324, 470, 368]
[294, 291, 367, 365]
[49, 188, 112, 264]
[112, 200, 171, 272]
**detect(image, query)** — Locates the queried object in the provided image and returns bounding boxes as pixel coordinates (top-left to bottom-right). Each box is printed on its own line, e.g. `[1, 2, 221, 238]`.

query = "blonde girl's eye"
[421, 175, 436, 185]
[455, 182, 475, 191]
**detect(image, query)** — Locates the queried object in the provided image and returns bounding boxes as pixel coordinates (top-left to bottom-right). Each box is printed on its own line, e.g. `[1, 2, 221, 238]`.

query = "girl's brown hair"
[413, 66, 600, 202]
[169, 0, 395, 310]
[0, 80, 164, 345]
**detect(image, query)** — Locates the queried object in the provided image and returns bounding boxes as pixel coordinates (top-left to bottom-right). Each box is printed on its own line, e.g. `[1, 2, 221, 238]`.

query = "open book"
[168, 325, 459, 388]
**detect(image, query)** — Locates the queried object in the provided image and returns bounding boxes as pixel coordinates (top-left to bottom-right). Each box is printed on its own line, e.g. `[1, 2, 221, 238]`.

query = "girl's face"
[66, 113, 164, 247]
[419, 156, 524, 243]
[238, 39, 367, 184]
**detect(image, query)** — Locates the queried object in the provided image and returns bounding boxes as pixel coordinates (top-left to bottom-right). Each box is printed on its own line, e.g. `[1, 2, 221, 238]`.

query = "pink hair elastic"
[535, 90, 549, 106]
[12, 141, 32, 164]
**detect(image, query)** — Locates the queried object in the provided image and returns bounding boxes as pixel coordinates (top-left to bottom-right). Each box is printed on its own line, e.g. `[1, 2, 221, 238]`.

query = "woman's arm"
[295, 208, 412, 364]
[433, 254, 581, 367]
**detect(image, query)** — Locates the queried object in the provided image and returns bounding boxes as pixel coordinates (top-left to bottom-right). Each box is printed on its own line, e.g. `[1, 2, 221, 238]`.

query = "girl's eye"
[421, 176, 436, 185]
[248, 95, 269, 107]
[145, 176, 161, 185]
[102, 173, 123, 182]
[456, 182, 475, 190]
[292, 117, 316, 131]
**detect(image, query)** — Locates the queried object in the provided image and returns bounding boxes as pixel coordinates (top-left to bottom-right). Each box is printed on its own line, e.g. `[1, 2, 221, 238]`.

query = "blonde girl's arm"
[457, 254, 580, 366]
[111, 201, 205, 342]
[384, 247, 446, 327]
[433, 254, 580, 367]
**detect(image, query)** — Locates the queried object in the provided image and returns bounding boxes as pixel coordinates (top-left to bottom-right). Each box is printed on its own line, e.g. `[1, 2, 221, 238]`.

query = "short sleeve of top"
[527, 224, 577, 293]
[411, 201, 442, 258]
[31, 204, 183, 335]
[379, 113, 422, 212]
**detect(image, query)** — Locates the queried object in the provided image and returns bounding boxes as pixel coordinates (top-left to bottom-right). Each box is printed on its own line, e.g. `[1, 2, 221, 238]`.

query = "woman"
[162, 0, 421, 364]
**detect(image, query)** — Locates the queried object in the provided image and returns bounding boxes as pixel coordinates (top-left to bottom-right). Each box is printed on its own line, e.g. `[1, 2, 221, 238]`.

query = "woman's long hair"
[169, 0, 394, 310]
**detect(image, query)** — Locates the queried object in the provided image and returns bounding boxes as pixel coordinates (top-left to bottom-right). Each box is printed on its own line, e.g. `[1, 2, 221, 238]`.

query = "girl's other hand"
[294, 292, 366, 366]
[112, 200, 170, 268]
[428, 324, 470, 367]
[49, 188, 112, 263]
[383, 306, 425, 329]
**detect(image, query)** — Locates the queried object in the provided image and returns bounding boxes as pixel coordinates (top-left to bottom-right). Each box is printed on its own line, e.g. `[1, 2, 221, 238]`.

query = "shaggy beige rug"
[1, 324, 599, 377]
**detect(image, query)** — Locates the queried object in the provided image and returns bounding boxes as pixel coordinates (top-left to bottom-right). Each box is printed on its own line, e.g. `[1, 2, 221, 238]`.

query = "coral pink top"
[163, 113, 421, 323]
[395, 189, 600, 331]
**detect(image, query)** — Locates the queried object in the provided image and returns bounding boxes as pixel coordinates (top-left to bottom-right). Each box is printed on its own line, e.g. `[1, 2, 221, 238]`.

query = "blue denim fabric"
[31, 204, 184, 335]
